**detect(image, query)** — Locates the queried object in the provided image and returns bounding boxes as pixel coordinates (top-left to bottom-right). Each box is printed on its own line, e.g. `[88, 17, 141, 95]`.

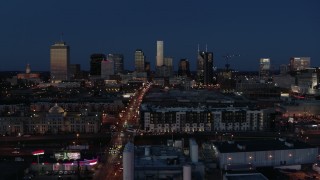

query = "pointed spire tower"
[26, 64, 31, 74]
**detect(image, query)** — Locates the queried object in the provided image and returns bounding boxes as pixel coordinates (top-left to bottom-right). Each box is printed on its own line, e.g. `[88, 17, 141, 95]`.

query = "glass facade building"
[135, 49, 145, 72]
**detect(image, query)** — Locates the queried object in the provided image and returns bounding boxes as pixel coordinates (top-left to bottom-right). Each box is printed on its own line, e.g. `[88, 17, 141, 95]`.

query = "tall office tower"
[259, 58, 271, 79]
[101, 59, 114, 79]
[204, 52, 214, 84]
[145, 61, 151, 76]
[197, 51, 213, 85]
[135, 49, 145, 72]
[178, 59, 190, 77]
[69, 64, 81, 79]
[107, 53, 124, 74]
[197, 51, 205, 83]
[50, 41, 70, 83]
[164, 57, 173, 67]
[164, 57, 174, 76]
[90, 54, 106, 76]
[289, 57, 310, 72]
[156, 40, 164, 67]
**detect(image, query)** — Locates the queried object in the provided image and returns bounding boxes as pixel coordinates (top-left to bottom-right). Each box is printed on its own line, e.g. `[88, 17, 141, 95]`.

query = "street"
[93, 83, 151, 180]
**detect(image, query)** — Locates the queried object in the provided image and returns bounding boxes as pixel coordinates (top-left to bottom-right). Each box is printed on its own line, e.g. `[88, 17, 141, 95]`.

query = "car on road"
[12, 150, 20, 154]
[126, 128, 137, 133]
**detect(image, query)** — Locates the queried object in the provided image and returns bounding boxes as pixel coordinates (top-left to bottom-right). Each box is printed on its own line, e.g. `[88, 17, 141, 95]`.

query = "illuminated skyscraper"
[156, 41, 164, 67]
[259, 58, 271, 79]
[290, 57, 310, 72]
[135, 49, 145, 72]
[50, 41, 70, 83]
[197, 51, 213, 85]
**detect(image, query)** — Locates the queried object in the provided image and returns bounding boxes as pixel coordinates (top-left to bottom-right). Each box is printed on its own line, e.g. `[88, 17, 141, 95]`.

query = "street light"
[76, 133, 79, 144]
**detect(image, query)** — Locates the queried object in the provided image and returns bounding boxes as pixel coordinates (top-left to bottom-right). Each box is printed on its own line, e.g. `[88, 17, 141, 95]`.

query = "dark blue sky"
[0, 0, 319, 71]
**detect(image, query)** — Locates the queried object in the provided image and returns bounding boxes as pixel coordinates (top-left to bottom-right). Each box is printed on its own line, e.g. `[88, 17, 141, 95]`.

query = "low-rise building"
[0, 103, 101, 135]
[123, 140, 204, 180]
[211, 138, 317, 170]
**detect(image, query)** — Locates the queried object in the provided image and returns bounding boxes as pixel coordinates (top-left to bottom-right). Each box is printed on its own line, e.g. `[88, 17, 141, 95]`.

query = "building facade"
[156, 40, 164, 67]
[17, 64, 40, 80]
[290, 57, 311, 72]
[294, 68, 319, 95]
[197, 51, 213, 85]
[212, 139, 317, 170]
[107, 53, 124, 74]
[50, 41, 70, 83]
[140, 105, 268, 133]
[90, 54, 106, 76]
[135, 49, 145, 72]
[101, 59, 114, 79]
[178, 59, 190, 77]
[0, 102, 126, 136]
[259, 58, 271, 80]
[69, 64, 81, 79]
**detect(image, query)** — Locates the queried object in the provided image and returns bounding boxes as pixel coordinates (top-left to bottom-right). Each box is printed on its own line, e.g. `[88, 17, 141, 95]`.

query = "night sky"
[0, 0, 319, 72]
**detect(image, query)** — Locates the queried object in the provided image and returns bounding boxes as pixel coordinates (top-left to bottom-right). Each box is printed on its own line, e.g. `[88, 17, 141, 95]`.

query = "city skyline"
[0, 0, 319, 71]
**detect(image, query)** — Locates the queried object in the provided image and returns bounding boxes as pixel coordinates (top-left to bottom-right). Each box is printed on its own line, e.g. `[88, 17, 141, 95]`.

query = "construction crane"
[222, 54, 240, 71]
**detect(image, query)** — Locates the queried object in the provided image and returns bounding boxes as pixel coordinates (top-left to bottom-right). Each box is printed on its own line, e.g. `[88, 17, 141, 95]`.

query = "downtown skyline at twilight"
[0, 0, 319, 72]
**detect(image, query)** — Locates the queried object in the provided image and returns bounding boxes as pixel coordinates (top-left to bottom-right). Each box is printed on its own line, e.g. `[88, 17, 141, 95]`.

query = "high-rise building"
[135, 49, 145, 72]
[197, 51, 213, 85]
[156, 41, 164, 67]
[197, 52, 205, 83]
[164, 57, 174, 77]
[164, 57, 173, 67]
[290, 57, 310, 72]
[259, 58, 271, 79]
[69, 64, 81, 79]
[144, 62, 151, 76]
[90, 54, 106, 76]
[50, 41, 70, 83]
[178, 59, 190, 77]
[107, 53, 124, 74]
[101, 59, 114, 79]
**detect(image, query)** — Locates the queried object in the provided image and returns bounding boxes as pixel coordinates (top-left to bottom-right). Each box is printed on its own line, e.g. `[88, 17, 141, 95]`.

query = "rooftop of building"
[145, 88, 233, 101]
[212, 138, 316, 153]
[134, 145, 188, 170]
[142, 88, 254, 109]
[224, 173, 268, 180]
[140, 103, 261, 112]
